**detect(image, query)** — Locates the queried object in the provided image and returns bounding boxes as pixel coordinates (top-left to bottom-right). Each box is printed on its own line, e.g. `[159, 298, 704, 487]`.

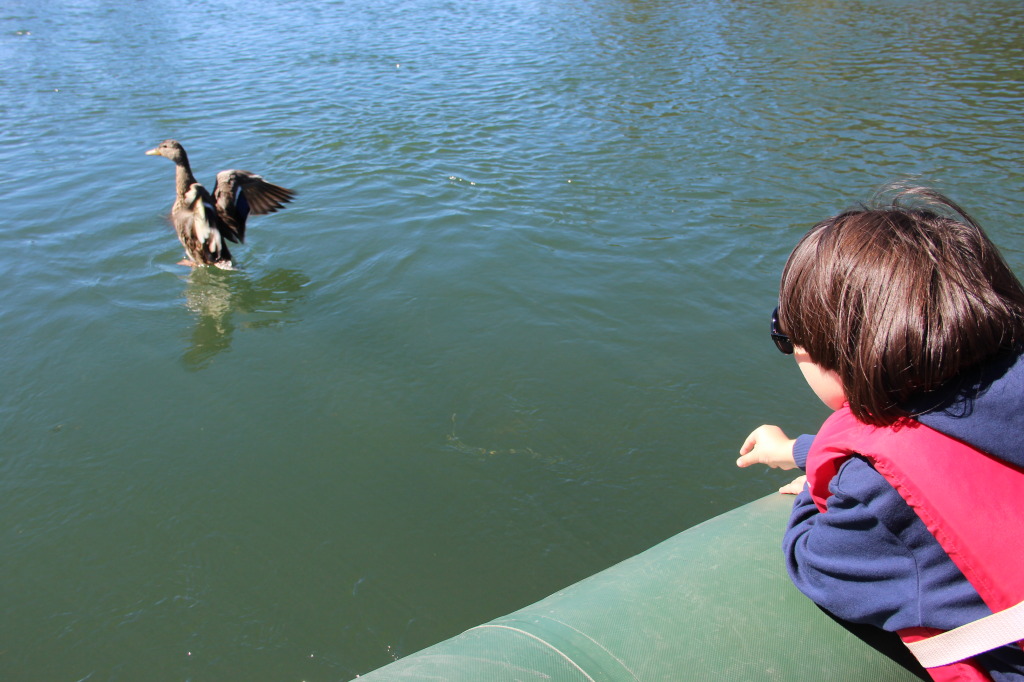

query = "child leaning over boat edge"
[737, 186, 1024, 681]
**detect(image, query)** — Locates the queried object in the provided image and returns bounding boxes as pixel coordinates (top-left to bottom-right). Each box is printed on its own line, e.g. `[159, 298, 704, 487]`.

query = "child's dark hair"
[778, 185, 1024, 426]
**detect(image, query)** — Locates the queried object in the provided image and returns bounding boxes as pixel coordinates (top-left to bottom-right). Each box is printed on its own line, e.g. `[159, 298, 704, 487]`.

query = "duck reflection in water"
[180, 267, 310, 370]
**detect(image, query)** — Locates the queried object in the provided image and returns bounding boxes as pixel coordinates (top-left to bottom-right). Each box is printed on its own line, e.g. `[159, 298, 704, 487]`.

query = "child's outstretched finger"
[738, 429, 759, 461]
[737, 427, 767, 467]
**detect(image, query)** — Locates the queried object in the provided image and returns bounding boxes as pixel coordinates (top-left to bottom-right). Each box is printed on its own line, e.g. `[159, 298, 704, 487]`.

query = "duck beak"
[145, 147, 162, 156]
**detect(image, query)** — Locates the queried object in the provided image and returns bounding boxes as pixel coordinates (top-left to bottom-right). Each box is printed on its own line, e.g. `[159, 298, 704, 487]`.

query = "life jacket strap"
[904, 600, 1024, 668]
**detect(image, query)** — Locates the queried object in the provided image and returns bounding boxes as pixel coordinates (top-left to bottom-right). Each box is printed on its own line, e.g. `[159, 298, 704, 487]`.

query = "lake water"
[2, 0, 1022, 679]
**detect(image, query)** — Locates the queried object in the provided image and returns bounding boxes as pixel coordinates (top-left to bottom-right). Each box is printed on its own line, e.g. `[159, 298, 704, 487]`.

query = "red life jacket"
[806, 406, 1024, 681]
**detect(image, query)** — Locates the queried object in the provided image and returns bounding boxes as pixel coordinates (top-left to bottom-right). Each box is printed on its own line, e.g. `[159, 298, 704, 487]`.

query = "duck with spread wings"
[146, 140, 295, 269]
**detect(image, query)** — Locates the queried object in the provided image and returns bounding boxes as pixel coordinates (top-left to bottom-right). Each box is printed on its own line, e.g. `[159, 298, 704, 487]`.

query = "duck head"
[145, 139, 188, 164]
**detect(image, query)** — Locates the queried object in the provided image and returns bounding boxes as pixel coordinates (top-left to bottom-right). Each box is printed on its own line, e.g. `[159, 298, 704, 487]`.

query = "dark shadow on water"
[180, 267, 311, 371]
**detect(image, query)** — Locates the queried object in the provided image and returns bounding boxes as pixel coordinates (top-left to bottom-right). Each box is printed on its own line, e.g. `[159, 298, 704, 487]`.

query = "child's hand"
[737, 425, 798, 471]
[778, 475, 807, 495]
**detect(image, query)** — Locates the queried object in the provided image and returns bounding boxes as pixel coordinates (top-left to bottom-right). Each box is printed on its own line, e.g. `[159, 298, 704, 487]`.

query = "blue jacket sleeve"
[783, 454, 993, 632]
[792, 434, 814, 470]
[784, 455, 925, 631]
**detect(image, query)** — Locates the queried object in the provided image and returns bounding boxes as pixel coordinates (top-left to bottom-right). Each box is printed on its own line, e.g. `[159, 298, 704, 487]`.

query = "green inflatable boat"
[354, 493, 929, 681]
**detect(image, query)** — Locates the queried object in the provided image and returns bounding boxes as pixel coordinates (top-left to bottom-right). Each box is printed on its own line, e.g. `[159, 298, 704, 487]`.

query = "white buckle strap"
[906, 600, 1024, 668]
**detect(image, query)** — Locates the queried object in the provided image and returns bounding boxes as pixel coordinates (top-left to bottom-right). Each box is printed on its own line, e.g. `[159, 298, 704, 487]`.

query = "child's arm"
[783, 460, 922, 627]
[785, 456, 996, 636]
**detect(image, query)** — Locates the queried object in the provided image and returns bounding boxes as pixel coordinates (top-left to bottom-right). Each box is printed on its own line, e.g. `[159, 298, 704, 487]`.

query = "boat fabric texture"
[786, 350, 1024, 681]
[355, 495, 927, 682]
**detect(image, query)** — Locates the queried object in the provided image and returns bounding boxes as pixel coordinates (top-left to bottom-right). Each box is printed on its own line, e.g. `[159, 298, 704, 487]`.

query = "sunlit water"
[2, 0, 1022, 679]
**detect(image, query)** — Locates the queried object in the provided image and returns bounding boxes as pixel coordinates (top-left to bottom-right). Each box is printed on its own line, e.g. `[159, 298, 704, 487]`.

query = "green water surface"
[1, 0, 1022, 679]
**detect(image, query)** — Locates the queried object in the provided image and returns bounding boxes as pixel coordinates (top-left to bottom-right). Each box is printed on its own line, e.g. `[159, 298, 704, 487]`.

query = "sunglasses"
[771, 306, 794, 355]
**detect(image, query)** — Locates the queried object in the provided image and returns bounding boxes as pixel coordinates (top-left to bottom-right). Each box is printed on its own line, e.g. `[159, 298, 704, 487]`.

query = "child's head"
[778, 185, 1024, 425]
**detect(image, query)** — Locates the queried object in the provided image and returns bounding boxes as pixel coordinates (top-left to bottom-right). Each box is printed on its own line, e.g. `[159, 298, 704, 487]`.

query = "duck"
[146, 140, 295, 269]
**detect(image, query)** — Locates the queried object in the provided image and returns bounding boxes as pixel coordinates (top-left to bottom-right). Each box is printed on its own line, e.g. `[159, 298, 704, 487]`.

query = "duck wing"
[213, 170, 295, 244]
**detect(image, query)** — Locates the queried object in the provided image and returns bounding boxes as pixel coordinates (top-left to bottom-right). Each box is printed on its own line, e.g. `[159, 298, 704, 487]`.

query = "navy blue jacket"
[785, 351, 1024, 680]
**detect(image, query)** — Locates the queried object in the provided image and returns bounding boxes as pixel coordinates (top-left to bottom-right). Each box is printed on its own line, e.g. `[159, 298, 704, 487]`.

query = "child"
[737, 186, 1024, 681]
